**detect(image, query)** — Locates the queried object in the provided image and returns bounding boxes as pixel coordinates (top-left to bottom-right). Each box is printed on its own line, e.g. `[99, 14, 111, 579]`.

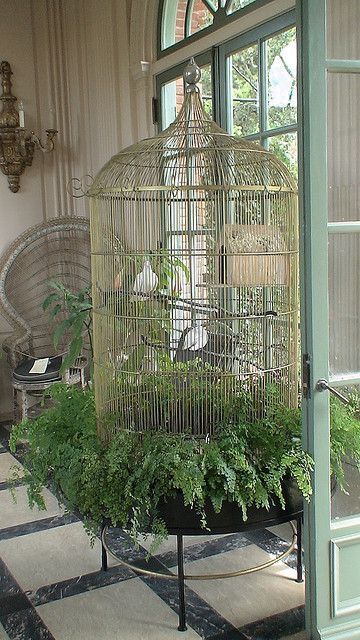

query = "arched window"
[155, 4, 298, 179]
[160, 0, 263, 52]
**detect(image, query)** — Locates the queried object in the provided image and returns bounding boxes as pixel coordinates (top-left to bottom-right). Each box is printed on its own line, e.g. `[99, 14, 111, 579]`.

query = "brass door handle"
[316, 379, 349, 405]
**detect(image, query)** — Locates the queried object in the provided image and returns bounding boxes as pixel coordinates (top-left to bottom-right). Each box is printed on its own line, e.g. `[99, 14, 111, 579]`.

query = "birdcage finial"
[183, 57, 201, 92]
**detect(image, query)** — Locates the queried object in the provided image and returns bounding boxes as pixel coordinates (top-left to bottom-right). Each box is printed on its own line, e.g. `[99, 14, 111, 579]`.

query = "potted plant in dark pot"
[9, 378, 360, 547]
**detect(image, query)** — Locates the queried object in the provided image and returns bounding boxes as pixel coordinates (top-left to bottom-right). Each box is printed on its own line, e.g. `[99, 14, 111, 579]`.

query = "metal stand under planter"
[100, 501, 304, 633]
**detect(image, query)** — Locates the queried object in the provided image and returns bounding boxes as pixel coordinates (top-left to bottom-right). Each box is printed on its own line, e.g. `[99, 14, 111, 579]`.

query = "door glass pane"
[328, 234, 360, 377]
[329, 233, 360, 520]
[328, 73, 360, 222]
[227, 43, 259, 136]
[327, 0, 360, 59]
[330, 385, 360, 520]
[328, 68, 360, 520]
[268, 133, 298, 180]
[161, 76, 184, 129]
[266, 27, 297, 130]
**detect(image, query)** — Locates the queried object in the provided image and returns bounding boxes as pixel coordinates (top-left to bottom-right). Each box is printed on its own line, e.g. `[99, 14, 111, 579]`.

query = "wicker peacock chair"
[0, 217, 91, 420]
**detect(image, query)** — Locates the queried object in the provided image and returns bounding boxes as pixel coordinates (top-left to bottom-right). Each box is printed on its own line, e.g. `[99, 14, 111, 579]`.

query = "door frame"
[299, 1, 360, 638]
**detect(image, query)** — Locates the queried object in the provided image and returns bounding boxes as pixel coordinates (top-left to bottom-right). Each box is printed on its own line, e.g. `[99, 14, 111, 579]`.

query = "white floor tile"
[0, 452, 24, 483]
[0, 622, 10, 640]
[0, 485, 64, 529]
[184, 543, 304, 628]
[0, 521, 118, 590]
[267, 522, 295, 542]
[36, 578, 202, 640]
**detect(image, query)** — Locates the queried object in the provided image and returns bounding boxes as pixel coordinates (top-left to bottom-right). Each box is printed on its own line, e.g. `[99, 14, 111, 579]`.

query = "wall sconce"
[0, 61, 58, 193]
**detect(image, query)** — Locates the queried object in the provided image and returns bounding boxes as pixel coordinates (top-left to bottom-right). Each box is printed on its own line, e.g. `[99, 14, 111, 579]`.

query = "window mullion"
[185, 0, 192, 39]
[216, 43, 231, 131]
[212, 45, 224, 128]
[259, 37, 268, 144]
[262, 123, 298, 138]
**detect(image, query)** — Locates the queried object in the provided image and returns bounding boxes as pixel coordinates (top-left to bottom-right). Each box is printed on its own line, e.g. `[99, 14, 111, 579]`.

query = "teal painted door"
[300, 1, 360, 638]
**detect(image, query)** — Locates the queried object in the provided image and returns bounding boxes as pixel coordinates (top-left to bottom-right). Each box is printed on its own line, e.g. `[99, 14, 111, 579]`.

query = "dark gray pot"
[158, 477, 303, 535]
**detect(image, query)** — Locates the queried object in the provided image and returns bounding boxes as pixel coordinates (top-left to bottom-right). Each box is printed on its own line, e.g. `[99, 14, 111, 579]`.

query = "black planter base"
[158, 482, 303, 535]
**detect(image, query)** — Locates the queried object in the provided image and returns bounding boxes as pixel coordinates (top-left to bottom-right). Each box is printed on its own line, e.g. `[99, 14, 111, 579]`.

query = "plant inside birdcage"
[97, 227, 293, 437]
[113, 348, 287, 438]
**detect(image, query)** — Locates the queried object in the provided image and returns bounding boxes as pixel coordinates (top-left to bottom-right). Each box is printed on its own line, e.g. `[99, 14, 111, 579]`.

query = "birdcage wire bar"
[89, 61, 298, 443]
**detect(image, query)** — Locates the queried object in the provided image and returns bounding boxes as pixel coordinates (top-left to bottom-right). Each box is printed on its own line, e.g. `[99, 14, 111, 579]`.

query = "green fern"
[9, 381, 360, 551]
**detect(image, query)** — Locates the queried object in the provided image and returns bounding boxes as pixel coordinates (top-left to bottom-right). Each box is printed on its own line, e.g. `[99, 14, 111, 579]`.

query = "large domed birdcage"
[89, 59, 298, 443]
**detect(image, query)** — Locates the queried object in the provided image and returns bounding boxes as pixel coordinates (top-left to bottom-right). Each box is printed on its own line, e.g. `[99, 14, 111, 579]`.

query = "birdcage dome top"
[89, 61, 296, 197]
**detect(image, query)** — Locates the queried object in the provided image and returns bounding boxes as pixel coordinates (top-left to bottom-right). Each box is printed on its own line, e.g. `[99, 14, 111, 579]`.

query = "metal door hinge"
[302, 353, 311, 398]
[152, 97, 159, 125]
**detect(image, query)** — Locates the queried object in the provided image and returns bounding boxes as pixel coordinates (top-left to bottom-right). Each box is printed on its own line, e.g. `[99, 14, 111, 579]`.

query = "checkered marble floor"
[0, 427, 306, 640]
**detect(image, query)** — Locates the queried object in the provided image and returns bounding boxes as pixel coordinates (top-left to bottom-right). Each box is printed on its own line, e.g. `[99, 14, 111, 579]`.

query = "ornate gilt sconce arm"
[30, 129, 57, 153]
[0, 61, 58, 193]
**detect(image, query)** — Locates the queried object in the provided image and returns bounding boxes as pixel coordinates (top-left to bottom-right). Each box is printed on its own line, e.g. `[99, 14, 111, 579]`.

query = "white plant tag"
[29, 358, 49, 374]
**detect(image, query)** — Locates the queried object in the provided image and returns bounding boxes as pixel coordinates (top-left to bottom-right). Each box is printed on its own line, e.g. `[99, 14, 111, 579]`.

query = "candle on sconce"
[18, 100, 25, 128]
[49, 105, 56, 130]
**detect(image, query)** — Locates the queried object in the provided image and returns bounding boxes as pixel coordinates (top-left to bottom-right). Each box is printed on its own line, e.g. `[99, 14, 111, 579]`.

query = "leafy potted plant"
[42, 281, 93, 375]
[9, 375, 360, 549]
[8, 382, 301, 539]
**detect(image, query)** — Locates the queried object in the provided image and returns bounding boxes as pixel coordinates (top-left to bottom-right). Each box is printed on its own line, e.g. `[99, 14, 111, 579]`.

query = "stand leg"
[177, 534, 187, 632]
[296, 514, 303, 583]
[101, 524, 108, 572]
[13, 386, 19, 423]
[21, 390, 28, 420]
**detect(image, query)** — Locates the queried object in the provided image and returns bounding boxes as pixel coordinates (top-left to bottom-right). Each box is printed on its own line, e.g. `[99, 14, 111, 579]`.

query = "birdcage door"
[301, 1, 360, 638]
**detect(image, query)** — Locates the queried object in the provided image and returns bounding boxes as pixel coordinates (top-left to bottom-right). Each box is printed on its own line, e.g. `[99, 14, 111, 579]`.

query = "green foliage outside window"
[230, 27, 297, 178]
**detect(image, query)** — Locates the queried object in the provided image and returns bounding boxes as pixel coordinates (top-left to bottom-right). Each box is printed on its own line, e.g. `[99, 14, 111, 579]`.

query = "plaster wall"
[0, 0, 46, 418]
